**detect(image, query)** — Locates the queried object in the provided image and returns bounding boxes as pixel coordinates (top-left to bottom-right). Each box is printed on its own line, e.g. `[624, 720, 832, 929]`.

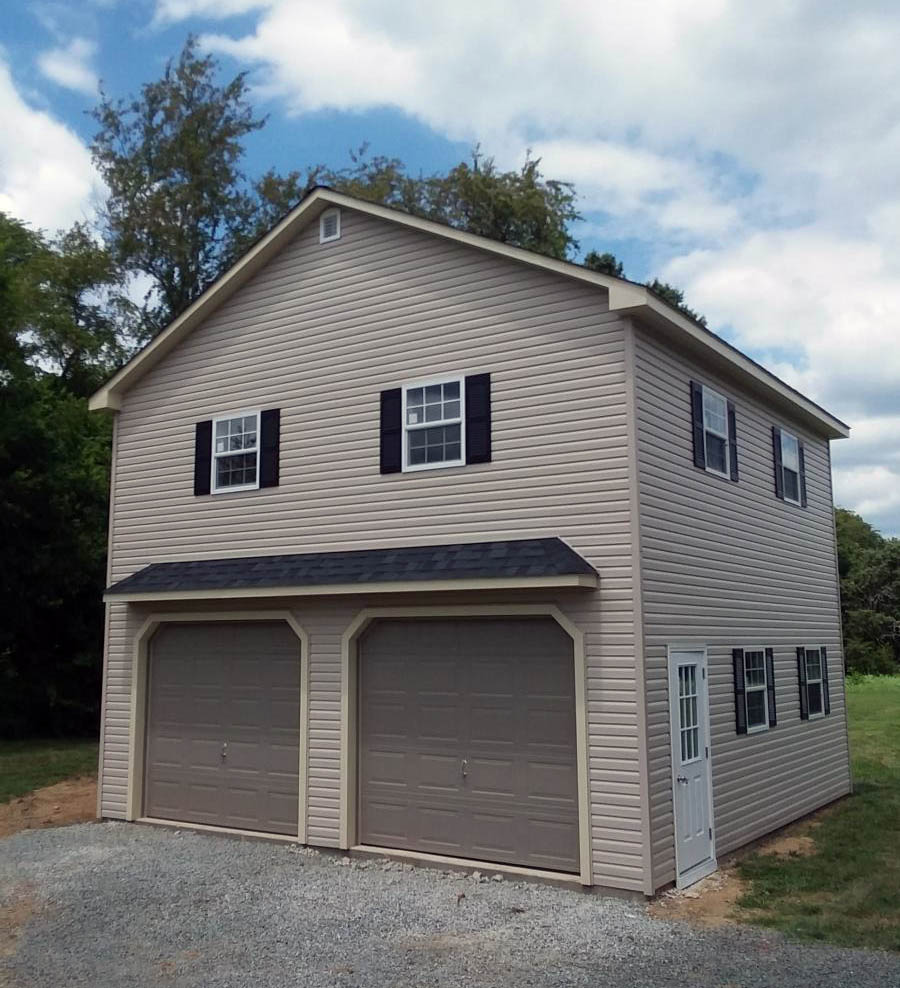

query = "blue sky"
[2, 1, 899, 534]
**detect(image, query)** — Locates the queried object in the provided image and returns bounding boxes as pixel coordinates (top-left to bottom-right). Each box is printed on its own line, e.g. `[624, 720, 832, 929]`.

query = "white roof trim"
[89, 187, 849, 439]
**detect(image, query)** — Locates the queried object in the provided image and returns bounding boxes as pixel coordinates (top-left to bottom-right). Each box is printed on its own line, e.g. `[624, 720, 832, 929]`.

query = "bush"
[844, 639, 897, 676]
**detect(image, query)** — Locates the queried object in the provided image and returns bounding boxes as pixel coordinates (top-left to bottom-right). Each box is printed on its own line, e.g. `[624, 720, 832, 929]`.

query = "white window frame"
[803, 647, 826, 719]
[742, 647, 769, 734]
[780, 428, 802, 505]
[701, 384, 730, 478]
[211, 409, 260, 494]
[319, 207, 341, 243]
[401, 374, 465, 473]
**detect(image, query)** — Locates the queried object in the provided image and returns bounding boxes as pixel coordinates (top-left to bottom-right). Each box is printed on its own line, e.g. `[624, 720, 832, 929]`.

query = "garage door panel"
[417, 704, 463, 744]
[526, 761, 579, 801]
[358, 618, 579, 873]
[414, 753, 464, 793]
[364, 701, 408, 739]
[145, 622, 300, 836]
[469, 706, 515, 746]
[468, 757, 516, 797]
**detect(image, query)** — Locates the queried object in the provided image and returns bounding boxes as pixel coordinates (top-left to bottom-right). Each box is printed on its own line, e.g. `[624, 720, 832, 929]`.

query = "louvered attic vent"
[319, 208, 341, 243]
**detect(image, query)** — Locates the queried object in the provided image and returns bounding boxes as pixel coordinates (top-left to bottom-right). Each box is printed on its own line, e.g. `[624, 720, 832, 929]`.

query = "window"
[803, 647, 825, 718]
[678, 664, 700, 762]
[212, 411, 259, 492]
[319, 208, 341, 243]
[780, 430, 801, 504]
[743, 650, 769, 732]
[702, 386, 730, 476]
[402, 377, 464, 470]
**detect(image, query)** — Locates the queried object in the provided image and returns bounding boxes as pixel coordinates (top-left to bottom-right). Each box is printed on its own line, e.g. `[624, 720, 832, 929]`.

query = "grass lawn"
[737, 675, 900, 951]
[0, 738, 99, 804]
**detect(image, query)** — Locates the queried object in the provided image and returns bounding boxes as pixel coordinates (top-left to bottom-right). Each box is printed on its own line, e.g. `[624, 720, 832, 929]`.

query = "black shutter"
[380, 388, 402, 474]
[465, 373, 492, 464]
[773, 426, 784, 500]
[727, 400, 739, 482]
[691, 381, 706, 469]
[193, 420, 212, 496]
[732, 648, 747, 735]
[765, 647, 777, 727]
[797, 646, 809, 720]
[798, 442, 808, 507]
[821, 646, 830, 715]
[259, 408, 280, 488]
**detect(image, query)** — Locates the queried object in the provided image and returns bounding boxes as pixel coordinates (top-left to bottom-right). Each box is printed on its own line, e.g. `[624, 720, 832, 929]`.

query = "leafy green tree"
[835, 508, 900, 674]
[91, 36, 265, 340]
[583, 250, 624, 278]
[0, 214, 111, 736]
[318, 147, 580, 261]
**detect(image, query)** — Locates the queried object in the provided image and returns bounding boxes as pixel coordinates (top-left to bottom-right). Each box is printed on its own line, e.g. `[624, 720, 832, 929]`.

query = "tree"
[318, 147, 580, 261]
[583, 250, 624, 278]
[91, 36, 265, 340]
[835, 508, 900, 674]
[0, 214, 111, 736]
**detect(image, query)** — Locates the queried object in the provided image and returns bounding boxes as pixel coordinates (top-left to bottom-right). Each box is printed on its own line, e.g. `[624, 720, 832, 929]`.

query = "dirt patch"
[649, 868, 745, 927]
[649, 820, 819, 928]
[0, 777, 97, 839]
[0, 883, 42, 987]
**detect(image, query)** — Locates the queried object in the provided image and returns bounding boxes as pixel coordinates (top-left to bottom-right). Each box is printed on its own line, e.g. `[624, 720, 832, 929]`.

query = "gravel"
[1, 823, 898, 987]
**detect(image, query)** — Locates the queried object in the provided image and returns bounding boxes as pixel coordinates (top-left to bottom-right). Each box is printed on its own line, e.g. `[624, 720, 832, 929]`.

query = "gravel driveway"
[1, 823, 897, 987]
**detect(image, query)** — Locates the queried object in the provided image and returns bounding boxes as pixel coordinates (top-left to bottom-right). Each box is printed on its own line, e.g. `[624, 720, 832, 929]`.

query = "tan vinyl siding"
[632, 325, 851, 890]
[99, 208, 645, 890]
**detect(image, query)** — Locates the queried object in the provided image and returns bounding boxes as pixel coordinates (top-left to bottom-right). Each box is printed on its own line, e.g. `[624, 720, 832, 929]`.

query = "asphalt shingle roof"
[105, 537, 597, 596]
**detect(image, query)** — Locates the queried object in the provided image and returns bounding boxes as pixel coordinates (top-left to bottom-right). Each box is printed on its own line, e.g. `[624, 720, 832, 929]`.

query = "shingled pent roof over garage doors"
[104, 537, 599, 600]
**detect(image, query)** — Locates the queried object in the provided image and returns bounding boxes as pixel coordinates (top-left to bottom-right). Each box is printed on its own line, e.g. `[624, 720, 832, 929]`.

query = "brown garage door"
[144, 622, 300, 835]
[358, 618, 580, 873]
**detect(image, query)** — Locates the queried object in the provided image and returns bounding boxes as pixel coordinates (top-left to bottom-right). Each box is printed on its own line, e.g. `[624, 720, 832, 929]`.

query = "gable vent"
[319, 208, 341, 243]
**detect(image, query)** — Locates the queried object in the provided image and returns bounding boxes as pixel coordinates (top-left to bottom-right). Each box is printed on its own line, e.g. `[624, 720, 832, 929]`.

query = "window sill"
[402, 459, 466, 474]
[211, 484, 261, 496]
[746, 723, 769, 735]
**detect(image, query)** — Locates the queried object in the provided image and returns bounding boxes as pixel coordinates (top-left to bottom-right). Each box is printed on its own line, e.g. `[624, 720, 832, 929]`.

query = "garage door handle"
[461, 759, 468, 779]
[221, 741, 227, 760]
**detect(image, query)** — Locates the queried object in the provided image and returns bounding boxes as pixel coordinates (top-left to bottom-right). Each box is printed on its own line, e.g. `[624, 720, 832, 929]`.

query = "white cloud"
[147, 2, 900, 532]
[37, 38, 99, 96]
[0, 60, 101, 231]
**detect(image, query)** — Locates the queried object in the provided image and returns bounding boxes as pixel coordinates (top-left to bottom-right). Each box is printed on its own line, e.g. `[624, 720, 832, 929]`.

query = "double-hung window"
[743, 649, 769, 732]
[779, 430, 801, 504]
[802, 647, 826, 718]
[212, 411, 259, 492]
[402, 378, 464, 470]
[702, 386, 730, 476]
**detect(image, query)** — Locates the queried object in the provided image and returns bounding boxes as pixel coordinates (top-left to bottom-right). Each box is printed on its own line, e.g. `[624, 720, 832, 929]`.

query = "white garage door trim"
[339, 604, 593, 886]
[127, 611, 310, 842]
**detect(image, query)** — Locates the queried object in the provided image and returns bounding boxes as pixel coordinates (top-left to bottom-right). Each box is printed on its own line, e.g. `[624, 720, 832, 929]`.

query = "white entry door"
[668, 648, 716, 887]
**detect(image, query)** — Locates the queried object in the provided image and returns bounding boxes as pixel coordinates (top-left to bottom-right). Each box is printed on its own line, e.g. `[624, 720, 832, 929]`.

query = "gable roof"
[89, 186, 849, 439]
[103, 537, 598, 601]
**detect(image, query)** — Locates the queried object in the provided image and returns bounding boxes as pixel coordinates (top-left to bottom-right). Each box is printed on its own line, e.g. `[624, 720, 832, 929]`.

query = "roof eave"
[89, 187, 850, 440]
[617, 298, 850, 440]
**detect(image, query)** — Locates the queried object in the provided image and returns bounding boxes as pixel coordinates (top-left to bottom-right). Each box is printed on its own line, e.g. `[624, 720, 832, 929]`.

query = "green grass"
[0, 738, 99, 804]
[737, 675, 900, 951]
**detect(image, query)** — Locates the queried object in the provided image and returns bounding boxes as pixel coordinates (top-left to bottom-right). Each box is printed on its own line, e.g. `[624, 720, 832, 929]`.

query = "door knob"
[676, 775, 688, 783]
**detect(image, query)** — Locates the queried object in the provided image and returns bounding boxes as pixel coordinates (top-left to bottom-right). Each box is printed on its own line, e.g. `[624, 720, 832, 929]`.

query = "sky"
[2, 1, 899, 534]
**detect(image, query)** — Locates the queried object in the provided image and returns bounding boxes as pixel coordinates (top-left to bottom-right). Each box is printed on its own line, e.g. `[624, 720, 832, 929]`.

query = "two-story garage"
[89, 187, 851, 895]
